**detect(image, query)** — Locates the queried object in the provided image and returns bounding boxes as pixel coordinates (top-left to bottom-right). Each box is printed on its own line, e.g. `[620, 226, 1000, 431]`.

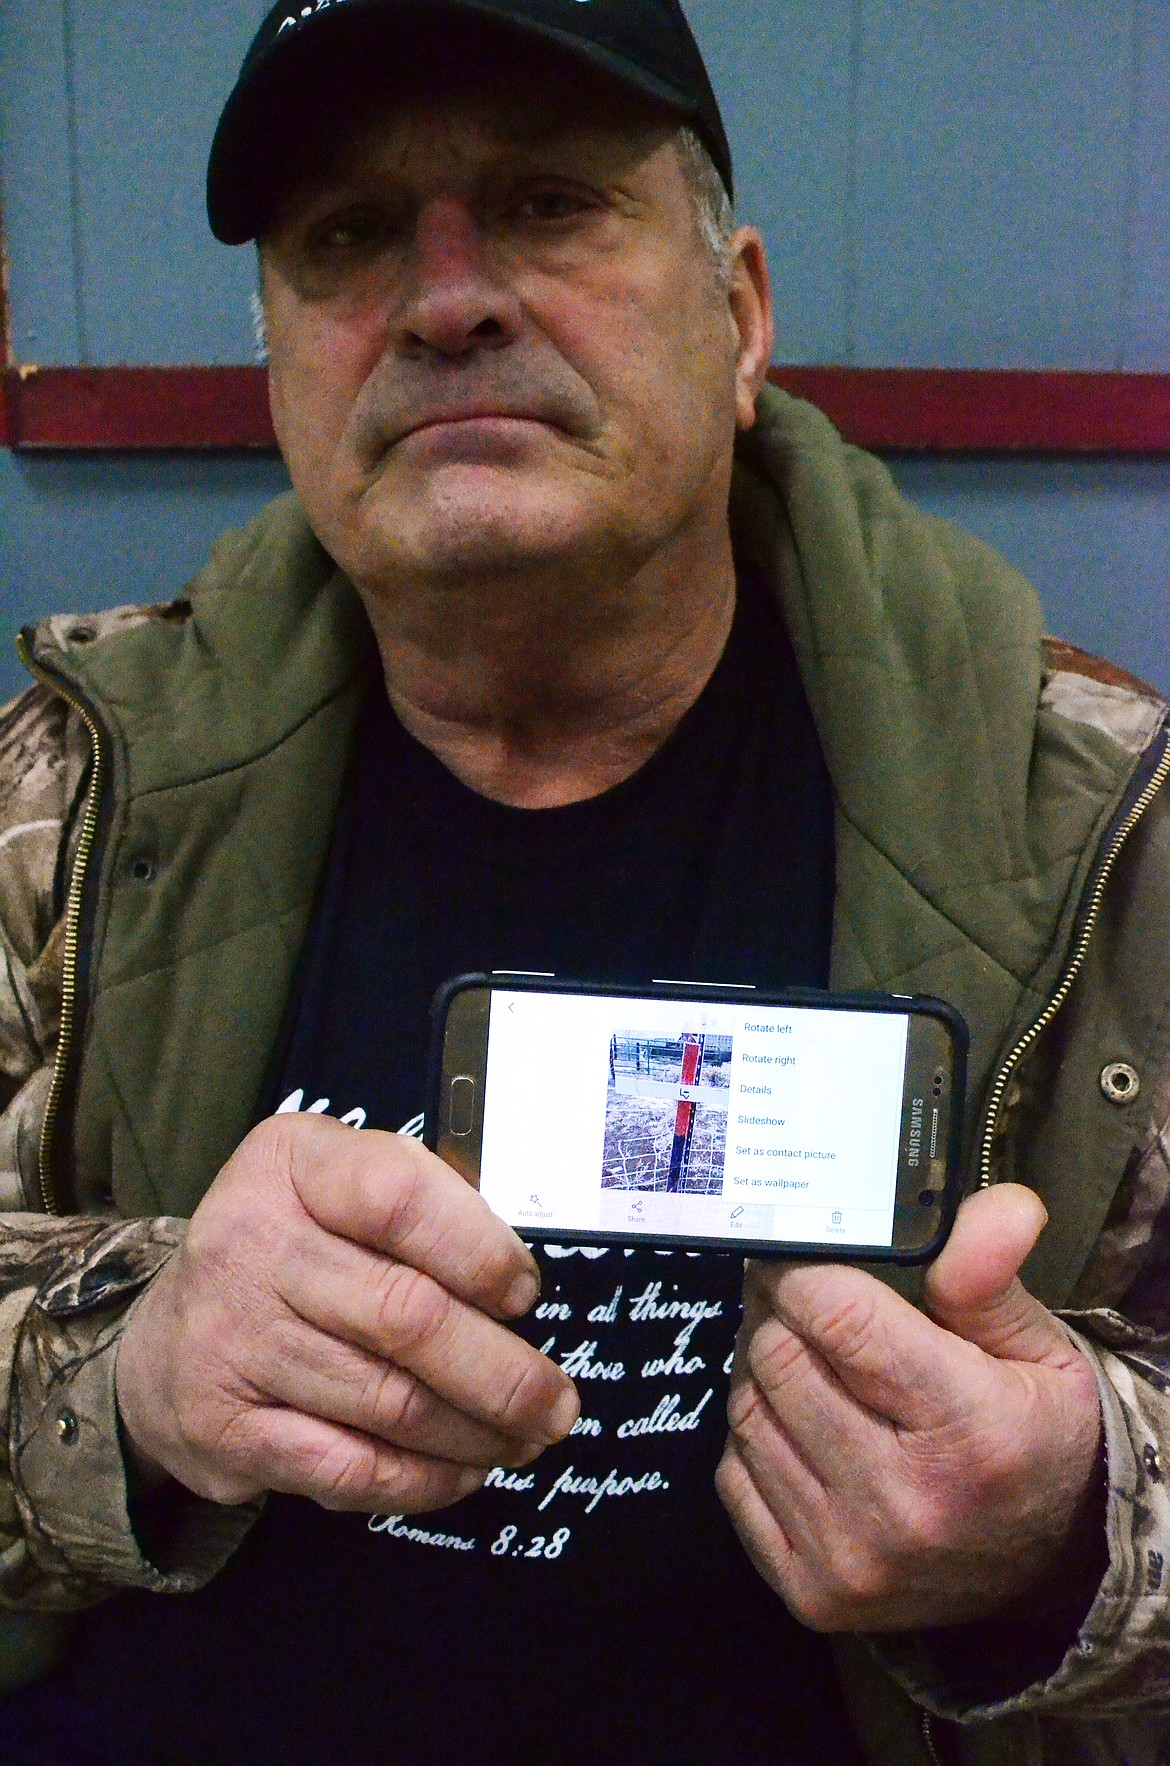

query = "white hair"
[676, 126, 736, 286]
[249, 289, 270, 365]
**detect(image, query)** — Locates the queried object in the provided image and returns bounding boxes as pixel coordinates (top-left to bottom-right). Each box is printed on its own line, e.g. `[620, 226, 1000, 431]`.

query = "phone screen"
[477, 989, 913, 1249]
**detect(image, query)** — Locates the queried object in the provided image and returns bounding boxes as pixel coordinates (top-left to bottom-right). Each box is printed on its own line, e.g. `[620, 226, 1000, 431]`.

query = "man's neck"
[358, 538, 738, 809]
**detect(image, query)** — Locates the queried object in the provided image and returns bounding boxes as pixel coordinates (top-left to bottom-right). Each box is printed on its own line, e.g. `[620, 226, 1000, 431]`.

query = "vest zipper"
[921, 1709, 948, 1766]
[15, 633, 107, 1216]
[934, 720, 1170, 1763]
[977, 720, 1170, 1188]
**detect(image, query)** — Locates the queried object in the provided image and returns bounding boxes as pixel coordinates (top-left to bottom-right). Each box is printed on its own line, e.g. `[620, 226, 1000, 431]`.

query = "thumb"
[924, 1184, 1074, 1368]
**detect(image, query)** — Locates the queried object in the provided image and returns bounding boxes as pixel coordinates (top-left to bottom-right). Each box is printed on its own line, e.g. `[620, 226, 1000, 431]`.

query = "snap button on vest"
[1100, 1061, 1140, 1105]
[55, 1409, 78, 1445]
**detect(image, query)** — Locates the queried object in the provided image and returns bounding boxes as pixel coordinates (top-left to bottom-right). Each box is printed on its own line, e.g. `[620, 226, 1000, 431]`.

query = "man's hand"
[116, 1114, 579, 1514]
[715, 1185, 1103, 1632]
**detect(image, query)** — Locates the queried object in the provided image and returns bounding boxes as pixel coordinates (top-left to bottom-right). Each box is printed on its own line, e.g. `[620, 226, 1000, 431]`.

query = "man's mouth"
[400, 408, 560, 443]
[350, 371, 603, 471]
[388, 408, 568, 467]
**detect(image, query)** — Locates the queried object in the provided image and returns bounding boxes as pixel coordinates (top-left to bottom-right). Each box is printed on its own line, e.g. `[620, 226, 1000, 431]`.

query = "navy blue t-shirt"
[3, 580, 864, 1766]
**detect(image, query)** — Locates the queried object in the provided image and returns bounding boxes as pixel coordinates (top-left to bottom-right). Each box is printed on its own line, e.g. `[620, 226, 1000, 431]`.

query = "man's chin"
[348, 481, 612, 584]
[359, 528, 581, 585]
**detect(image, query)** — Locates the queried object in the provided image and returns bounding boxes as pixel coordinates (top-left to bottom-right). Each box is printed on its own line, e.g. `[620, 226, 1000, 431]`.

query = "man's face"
[260, 45, 771, 599]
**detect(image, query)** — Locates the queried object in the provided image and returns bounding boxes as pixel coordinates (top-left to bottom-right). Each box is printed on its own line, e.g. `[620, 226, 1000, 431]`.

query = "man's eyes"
[295, 184, 603, 259]
[320, 189, 595, 231]
[305, 210, 395, 253]
[512, 187, 598, 224]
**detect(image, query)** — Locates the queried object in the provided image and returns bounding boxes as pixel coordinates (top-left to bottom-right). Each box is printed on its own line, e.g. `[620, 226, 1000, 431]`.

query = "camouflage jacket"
[0, 389, 1169, 1766]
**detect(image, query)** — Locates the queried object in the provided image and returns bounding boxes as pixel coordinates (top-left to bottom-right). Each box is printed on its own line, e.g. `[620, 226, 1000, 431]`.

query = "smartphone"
[425, 975, 968, 1263]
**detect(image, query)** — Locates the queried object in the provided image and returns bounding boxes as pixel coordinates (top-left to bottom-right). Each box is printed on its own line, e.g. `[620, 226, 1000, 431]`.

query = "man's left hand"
[716, 1184, 1104, 1632]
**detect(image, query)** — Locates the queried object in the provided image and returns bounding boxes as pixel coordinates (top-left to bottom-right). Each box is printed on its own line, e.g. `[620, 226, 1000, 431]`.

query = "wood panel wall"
[2, 0, 1167, 451]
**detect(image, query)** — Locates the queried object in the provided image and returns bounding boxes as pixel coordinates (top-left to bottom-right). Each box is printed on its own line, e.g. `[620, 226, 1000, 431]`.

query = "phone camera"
[918, 1189, 936, 1208]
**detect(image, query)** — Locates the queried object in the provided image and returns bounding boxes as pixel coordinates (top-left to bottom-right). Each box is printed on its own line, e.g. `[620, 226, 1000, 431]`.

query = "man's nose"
[400, 197, 523, 358]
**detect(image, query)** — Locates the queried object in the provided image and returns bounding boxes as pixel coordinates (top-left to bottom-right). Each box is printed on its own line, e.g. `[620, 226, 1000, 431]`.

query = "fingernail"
[546, 1384, 580, 1443]
[503, 1270, 540, 1316]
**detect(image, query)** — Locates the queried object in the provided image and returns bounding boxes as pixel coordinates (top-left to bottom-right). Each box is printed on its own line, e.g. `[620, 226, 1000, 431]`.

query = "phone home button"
[449, 1076, 476, 1135]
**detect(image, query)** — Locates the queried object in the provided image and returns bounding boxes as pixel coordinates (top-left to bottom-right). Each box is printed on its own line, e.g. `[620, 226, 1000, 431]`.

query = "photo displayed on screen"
[477, 991, 911, 1248]
[603, 1032, 733, 1196]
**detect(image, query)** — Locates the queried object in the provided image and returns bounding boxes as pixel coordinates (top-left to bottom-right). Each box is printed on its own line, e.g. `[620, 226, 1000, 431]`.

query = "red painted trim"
[0, 374, 15, 450]
[4, 363, 1170, 455]
[770, 367, 1170, 455]
[2, 365, 272, 451]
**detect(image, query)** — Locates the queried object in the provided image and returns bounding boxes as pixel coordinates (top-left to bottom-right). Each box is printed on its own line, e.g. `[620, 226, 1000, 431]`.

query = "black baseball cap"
[207, 0, 733, 244]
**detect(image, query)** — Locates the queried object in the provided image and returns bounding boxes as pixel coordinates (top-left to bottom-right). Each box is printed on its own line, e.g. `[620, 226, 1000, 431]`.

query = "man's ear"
[728, 228, 774, 432]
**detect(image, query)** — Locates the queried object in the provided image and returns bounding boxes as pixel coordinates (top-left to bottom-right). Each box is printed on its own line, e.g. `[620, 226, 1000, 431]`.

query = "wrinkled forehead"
[257, 15, 680, 227]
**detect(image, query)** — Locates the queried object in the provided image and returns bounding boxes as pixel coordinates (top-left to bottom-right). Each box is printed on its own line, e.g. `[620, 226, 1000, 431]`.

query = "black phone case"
[425, 973, 969, 1264]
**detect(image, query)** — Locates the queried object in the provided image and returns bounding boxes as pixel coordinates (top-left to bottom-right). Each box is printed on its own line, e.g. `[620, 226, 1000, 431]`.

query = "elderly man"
[0, 1, 1167, 1762]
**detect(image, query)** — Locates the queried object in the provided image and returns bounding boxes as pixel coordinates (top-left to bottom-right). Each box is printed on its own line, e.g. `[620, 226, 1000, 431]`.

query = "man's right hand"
[115, 1113, 579, 1513]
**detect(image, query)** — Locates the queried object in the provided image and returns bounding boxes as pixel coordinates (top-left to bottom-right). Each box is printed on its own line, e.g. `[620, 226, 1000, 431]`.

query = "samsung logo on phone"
[907, 1098, 924, 1168]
